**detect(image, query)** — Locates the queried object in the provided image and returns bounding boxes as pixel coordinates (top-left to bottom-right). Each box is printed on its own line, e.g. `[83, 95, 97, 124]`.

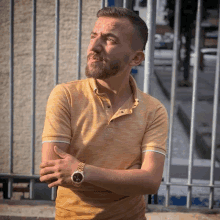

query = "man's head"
[85, 7, 148, 80]
[97, 7, 148, 51]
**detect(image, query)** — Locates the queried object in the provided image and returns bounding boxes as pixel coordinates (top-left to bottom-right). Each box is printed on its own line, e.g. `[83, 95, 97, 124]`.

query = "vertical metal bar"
[209, 0, 220, 209]
[51, 0, 60, 200]
[101, 0, 105, 8]
[51, 186, 57, 201]
[9, 0, 14, 172]
[165, 0, 181, 207]
[187, 0, 202, 209]
[101, 0, 108, 8]
[29, 179, 35, 199]
[30, 0, 36, 199]
[77, 0, 82, 80]
[31, 0, 36, 176]
[123, 0, 127, 8]
[9, 0, 14, 199]
[7, 178, 13, 199]
[144, 0, 156, 94]
[9, 0, 14, 176]
[55, 0, 59, 85]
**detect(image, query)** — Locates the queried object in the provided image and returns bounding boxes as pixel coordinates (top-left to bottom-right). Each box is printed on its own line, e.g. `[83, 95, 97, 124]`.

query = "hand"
[39, 146, 79, 188]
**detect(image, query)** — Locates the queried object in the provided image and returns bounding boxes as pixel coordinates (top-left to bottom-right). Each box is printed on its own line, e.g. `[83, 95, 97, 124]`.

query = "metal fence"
[162, 0, 220, 209]
[1, 0, 220, 210]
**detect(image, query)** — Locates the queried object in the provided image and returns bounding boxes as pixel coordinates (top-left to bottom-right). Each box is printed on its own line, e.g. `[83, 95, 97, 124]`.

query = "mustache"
[87, 53, 105, 61]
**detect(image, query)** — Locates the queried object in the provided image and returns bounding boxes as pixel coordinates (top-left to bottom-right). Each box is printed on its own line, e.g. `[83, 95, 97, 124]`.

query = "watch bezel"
[71, 171, 84, 185]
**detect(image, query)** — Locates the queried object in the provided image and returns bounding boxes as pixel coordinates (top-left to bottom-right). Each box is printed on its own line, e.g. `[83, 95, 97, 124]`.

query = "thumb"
[54, 146, 68, 158]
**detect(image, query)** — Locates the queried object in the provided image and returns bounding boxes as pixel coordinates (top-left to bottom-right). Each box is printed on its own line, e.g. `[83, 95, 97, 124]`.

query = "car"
[153, 48, 218, 67]
[154, 49, 174, 66]
[190, 48, 217, 67]
[163, 33, 174, 50]
[206, 31, 218, 39]
[154, 34, 166, 49]
[154, 33, 174, 50]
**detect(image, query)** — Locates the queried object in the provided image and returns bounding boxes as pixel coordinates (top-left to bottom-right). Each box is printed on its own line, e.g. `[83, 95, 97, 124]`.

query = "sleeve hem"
[142, 150, 166, 156]
[42, 140, 70, 144]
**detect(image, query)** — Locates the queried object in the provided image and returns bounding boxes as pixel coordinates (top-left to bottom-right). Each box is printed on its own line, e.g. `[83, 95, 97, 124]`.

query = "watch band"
[77, 162, 85, 172]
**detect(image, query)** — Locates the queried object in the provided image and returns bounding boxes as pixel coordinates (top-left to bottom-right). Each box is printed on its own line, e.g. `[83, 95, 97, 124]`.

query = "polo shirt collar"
[88, 75, 140, 107]
[129, 75, 140, 107]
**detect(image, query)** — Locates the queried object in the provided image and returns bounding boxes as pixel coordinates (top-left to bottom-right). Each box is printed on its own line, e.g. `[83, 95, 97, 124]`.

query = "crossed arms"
[40, 142, 165, 197]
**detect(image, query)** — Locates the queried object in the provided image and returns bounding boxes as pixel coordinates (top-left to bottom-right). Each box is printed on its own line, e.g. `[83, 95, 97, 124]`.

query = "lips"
[91, 58, 102, 62]
[88, 54, 104, 62]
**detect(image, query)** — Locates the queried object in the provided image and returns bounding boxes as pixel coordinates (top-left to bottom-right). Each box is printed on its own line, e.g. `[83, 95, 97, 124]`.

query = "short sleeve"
[42, 84, 72, 144]
[142, 104, 168, 156]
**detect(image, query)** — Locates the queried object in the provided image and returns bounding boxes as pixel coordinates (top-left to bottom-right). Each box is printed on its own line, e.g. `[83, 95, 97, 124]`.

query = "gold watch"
[71, 162, 85, 187]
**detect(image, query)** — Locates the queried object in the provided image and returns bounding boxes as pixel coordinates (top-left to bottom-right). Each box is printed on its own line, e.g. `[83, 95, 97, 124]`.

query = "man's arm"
[84, 151, 165, 196]
[40, 147, 165, 196]
[41, 142, 72, 186]
[41, 142, 70, 162]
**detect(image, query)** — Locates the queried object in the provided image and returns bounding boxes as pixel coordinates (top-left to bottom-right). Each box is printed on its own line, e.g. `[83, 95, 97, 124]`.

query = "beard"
[85, 53, 123, 80]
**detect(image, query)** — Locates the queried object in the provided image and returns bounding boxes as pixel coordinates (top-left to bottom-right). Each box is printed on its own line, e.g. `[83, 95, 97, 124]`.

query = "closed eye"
[90, 32, 119, 44]
[103, 33, 119, 44]
[107, 38, 116, 42]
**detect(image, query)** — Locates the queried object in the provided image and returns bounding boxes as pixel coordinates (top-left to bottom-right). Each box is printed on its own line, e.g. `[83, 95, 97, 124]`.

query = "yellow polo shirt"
[42, 76, 168, 220]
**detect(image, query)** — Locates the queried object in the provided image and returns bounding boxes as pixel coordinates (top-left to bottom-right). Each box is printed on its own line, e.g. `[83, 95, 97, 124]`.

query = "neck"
[96, 71, 132, 105]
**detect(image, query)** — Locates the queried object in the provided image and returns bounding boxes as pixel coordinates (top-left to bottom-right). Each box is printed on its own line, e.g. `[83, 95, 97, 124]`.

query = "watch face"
[73, 172, 83, 183]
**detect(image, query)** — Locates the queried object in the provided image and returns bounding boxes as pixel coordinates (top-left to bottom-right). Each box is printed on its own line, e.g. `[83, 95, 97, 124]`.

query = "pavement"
[1, 199, 220, 220]
[2, 198, 216, 220]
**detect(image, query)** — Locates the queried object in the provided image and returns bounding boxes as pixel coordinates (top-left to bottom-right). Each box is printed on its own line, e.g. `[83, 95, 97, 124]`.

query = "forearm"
[84, 164, 160, 196]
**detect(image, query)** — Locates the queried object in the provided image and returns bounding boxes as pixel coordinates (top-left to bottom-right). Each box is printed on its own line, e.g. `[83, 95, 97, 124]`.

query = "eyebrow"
[90, 32, 120, 42]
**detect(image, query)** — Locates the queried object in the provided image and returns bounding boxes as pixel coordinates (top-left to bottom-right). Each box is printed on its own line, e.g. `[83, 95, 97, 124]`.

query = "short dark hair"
[97, 7, 148, 50]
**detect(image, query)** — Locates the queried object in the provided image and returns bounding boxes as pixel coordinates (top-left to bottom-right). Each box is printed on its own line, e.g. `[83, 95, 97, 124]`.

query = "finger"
[54, 146, 69, 159]
[40, 167, 54, 176]
[45, 180, 55, 184]
[40, 160, 56, 168]
[44, 178, 58, 185]
[40, 173, 57, 183]
[48, 179, 61, 188]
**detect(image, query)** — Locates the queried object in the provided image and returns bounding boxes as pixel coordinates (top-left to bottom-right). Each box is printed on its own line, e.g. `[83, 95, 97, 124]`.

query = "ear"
[130, 51, 145, 66]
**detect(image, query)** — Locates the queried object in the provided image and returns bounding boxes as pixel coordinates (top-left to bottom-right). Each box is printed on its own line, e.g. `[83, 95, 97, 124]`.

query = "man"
[40, 7, 168, 220]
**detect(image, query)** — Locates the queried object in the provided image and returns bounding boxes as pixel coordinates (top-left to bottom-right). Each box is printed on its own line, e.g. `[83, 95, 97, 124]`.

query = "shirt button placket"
[105, 100, 112, 121]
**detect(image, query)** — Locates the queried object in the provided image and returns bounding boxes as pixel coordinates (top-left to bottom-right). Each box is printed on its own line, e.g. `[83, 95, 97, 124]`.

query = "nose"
[89, 35, 103, 53]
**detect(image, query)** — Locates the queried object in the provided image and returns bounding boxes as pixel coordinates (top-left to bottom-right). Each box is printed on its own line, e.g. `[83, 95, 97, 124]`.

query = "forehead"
[93, 17, 134, 36]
